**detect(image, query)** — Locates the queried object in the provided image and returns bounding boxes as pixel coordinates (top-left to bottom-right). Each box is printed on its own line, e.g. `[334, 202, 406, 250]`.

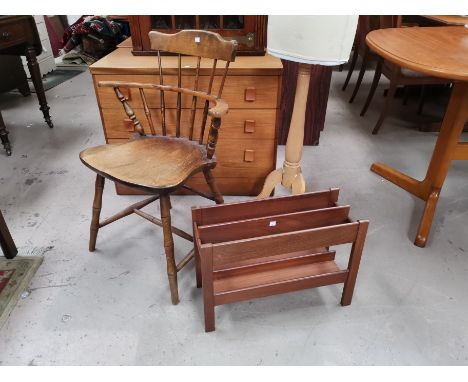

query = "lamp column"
[258, 63, 310, 198]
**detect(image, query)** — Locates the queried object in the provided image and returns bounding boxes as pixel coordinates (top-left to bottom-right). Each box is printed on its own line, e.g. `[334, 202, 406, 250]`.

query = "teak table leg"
[258, 63, 310, 198]
[371, 81, 468, 247]
[25, 46, 53, 128]
[0, 111, 12, 156]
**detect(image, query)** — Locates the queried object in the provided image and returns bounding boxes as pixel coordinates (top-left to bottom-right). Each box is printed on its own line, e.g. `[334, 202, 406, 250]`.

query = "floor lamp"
[258, 16, 358, 198]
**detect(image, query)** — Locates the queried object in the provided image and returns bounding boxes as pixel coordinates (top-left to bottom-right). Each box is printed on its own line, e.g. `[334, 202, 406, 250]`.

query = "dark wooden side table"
[367, 26, 468, 247]
[0, 15, 54, 156]
[0, 210, 17, 259]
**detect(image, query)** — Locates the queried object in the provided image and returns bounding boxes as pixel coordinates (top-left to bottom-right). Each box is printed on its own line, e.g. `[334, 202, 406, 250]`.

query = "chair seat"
[79, 136, 215, 191]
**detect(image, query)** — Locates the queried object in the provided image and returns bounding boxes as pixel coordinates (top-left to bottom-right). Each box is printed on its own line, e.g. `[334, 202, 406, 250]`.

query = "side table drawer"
[94, 74, 280, 110]
[0, 21, 28, 49]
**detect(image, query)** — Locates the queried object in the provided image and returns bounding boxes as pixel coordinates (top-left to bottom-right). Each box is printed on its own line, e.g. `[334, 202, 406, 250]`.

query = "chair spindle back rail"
[99, 30, 237, 158]
[149, 29, 236, 151]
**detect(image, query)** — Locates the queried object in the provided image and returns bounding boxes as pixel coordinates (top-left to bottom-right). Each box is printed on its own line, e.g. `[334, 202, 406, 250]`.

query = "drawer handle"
[244, 120, 255, 133]
[1, 31, 12, 40]
[244, 87, 256, 102]
[123, 118, 135, 132]
[244, 149, 255, 162]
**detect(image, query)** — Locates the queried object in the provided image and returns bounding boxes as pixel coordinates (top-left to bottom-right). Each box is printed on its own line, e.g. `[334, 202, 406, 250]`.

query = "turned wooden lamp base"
[258, 63, 311, 198]
[258, 162, 306, 198]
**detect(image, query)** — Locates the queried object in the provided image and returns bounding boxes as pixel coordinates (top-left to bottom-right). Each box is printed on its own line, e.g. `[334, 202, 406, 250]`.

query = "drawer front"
[101, 108, 277, 140]
[94, 74, 279, 110]
[0, 21, 28, 49]
[107, 138, 275, 179]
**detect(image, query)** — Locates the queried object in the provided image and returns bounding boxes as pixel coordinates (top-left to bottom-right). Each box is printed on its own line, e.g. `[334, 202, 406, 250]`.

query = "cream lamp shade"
[267, 15, 359, 65]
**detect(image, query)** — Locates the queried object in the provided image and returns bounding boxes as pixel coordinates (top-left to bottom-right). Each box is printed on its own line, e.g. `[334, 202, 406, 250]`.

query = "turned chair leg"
[89, 174, 105, 252]
[372, 79, 398, 135]
[349, 47, 370, 104]
[203, 168, 224, 204]
[160, 194, 179, 305]
[360, 58, 382, 117]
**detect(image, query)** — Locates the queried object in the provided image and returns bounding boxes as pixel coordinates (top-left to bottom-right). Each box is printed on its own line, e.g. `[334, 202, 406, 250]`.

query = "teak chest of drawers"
[89, 44, 282, 195]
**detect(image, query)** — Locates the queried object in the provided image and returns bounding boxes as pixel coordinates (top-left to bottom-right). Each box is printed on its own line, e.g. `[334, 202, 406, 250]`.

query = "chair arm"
[98, 81, 229, 118]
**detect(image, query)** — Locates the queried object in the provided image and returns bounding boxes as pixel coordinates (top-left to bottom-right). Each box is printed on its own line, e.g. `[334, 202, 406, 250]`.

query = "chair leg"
[203, 168, 224, 204]
[360, 58, 382, 117]
[342, 45, 359, 91]
[160, 194, 179, 305]
[89, 174, 105, 252]
[417, 85, 427, 115]
[402, 86, 410, 106]
[372, 79, 398, 135]
[349, 47, 370, 104]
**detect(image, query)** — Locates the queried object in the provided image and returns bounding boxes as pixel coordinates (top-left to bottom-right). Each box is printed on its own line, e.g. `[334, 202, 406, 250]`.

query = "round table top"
[366, 26, 468, 81]
[422, 15, 468, 26]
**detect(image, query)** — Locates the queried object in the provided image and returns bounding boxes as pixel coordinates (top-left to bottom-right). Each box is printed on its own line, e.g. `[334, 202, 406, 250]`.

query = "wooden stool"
[192, 188, 369, 332]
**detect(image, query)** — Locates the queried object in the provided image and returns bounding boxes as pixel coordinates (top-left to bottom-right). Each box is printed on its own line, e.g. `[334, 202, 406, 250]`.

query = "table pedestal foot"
[415, 188, 440, 247]
[370, 162, 425, 199]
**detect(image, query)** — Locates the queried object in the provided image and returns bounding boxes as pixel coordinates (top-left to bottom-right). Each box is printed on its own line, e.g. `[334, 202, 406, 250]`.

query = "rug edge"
[0, 256, 44, 329]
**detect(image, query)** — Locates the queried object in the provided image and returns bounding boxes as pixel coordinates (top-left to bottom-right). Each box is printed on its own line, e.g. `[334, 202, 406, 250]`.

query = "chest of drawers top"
[89, 45, 283, 76]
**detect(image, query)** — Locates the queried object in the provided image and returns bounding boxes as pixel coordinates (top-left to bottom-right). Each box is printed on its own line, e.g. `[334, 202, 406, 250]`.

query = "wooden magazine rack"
[192, 188, 369, 332]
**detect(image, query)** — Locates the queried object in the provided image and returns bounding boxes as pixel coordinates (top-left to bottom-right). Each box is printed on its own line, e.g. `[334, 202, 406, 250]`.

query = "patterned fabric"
[62, 16, 124, 53]
[0, 270, 15, 294]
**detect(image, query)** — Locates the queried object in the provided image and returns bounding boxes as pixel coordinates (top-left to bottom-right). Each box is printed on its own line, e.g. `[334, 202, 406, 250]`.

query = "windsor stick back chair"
[79, 30, 237, 304]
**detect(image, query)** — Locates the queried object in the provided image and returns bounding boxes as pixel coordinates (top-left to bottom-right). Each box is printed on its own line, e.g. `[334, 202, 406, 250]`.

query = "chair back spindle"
[176, 53, 182, 138]
[139, 88, 156, 135]
[217, 61, 230, 98]
[157, 50, 167, 136]
[199, 58, 217, 144]
[189, 56, 202, 140]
